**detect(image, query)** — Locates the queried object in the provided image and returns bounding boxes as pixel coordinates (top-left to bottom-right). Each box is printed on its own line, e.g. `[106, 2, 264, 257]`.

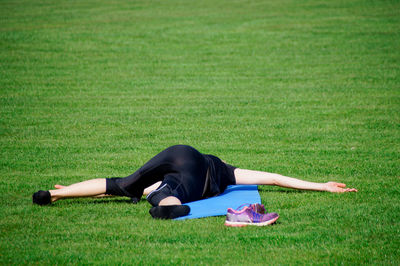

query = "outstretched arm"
[234, 168, 357, 193]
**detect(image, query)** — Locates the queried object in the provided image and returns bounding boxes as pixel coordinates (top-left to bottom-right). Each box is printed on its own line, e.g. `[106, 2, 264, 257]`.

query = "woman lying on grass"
[33, 145, 357, 225]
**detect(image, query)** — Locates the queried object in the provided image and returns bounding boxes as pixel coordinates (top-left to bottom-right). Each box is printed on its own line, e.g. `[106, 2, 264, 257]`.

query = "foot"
[149, 205, 190, 219]
[32, 190, 52, 205]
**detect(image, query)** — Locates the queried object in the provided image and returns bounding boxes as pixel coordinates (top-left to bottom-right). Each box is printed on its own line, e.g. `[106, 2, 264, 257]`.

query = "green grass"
[1, 0, 399, 264]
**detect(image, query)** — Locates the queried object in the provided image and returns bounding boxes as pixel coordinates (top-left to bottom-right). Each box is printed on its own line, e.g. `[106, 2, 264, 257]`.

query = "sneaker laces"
[235, 203, 252, 211]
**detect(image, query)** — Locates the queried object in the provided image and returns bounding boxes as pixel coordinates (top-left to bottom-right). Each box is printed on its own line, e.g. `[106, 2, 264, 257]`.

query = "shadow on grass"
[55, 197, 143, 206]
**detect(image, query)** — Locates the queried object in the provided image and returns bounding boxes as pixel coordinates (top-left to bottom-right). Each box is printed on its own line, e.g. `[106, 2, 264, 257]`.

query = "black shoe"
[149, 205, 190, 219]
[32, 190, 51, 205]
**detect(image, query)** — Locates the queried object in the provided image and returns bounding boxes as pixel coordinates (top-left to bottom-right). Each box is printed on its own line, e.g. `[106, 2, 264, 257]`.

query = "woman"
[32, 145, 357, 221]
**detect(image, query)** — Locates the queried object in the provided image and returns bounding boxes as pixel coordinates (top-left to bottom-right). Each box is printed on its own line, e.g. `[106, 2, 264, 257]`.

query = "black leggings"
[106, 145, 214, 205]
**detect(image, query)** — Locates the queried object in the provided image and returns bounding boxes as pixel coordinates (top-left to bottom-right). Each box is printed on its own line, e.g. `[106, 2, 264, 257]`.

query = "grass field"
[1, 0, 399, 264]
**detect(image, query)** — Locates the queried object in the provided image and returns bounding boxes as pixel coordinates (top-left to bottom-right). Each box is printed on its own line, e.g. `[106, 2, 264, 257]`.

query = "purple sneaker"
[225, 206, 279, 227]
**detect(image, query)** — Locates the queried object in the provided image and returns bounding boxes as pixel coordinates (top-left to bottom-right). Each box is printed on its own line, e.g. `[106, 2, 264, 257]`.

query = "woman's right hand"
[324, 182, 358, 193]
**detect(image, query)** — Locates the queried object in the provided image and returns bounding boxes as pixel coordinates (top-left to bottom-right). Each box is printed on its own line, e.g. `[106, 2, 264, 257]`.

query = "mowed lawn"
[1, 0, 399, 264]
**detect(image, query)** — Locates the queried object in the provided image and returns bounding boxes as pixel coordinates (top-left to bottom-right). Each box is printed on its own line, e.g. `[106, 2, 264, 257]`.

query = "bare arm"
[234, 168, 357, 193]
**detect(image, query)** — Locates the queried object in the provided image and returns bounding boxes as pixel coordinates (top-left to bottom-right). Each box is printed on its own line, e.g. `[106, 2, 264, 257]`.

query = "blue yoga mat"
[175, 185, 261, 220]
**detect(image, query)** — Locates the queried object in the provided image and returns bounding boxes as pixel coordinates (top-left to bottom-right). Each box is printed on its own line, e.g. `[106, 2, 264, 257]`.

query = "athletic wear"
[224, 205, 279, 227]
[106, 145, 236, 206]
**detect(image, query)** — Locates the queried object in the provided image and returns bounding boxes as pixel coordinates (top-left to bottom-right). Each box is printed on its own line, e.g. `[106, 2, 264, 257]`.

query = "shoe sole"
[224, 215, 279, 227]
